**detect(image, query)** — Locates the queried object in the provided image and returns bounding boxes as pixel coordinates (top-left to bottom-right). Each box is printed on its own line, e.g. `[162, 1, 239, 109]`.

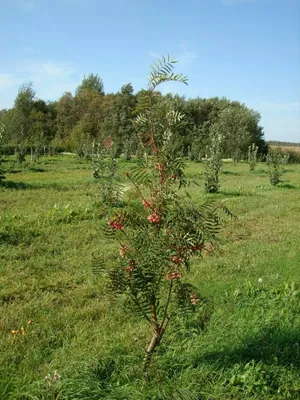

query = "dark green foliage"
[0, 65, 269, 160]
[15, 146, 26, 166]
[0, 167, 5, 183]
[112, 83, 137, 158]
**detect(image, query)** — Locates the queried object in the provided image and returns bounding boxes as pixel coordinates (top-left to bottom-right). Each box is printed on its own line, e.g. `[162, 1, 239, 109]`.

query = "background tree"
[13, 82, 36, 144]
[71, 89, 115, 153]
[75, 73, 104, 96]
[0, 75, 269, 158]
[55, 92, 76, 149]
[112, 83, 137, 159]
[28, 99, 56, 146]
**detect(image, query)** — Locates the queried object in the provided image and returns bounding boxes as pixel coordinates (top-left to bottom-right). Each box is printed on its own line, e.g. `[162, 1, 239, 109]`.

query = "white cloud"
[40, 63, 75, 77]
[0, 74, 14, 88]
[0, 60, 78, 103]
[0, 58, 81, 108]
[17, 61, 75, 81]
[20, 60, 77, 99]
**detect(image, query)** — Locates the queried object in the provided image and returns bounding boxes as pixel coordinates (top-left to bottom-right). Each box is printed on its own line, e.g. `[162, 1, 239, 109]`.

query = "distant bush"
[266, 150, 285, 185]
[281, 150, 300, 164]
[92, 139, 125, 207]
[204, 133, 222, 193]
[248, 143, 258, 172]
[15, 146, 26, 167]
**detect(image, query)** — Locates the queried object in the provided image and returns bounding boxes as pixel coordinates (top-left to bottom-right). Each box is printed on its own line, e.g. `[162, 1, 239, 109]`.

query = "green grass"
[1, 155, 300, 399]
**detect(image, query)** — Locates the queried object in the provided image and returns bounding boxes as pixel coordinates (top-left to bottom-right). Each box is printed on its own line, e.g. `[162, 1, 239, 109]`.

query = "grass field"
[1, 155, 300, 399]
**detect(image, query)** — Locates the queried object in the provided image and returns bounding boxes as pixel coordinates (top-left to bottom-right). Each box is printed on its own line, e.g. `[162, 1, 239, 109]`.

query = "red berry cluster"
[190, 293, 200, 305]
[119, 245, 127, 257]
[142, 199, 152, 209]
[155, 163, 164, 172]
[166, 271, 182, 280]
[103, 136, 113, 149]
[125, 259, 135, 273]
[108, 218, 124, 230]
[191, 243, 204, 252]
[169, 255, 183, 264]
[147, 211, 161, 224]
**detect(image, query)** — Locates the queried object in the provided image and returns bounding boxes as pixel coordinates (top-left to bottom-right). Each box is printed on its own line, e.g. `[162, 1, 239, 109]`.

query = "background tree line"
[268, 141, 300, 148]
[0, 73, 268, 159]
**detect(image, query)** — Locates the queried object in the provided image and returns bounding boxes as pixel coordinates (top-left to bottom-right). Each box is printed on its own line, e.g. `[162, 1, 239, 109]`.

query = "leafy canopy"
[75, 73, 104, 96]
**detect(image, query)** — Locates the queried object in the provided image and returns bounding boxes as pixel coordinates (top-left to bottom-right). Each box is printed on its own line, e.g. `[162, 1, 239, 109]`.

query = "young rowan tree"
[93, 56, 233, 372]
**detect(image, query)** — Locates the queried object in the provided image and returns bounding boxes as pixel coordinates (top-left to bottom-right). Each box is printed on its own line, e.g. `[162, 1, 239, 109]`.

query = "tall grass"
[269, 145, 300, 163]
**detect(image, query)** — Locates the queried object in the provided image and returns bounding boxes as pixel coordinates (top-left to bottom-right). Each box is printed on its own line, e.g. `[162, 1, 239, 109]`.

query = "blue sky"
[0, 0, 299, 142]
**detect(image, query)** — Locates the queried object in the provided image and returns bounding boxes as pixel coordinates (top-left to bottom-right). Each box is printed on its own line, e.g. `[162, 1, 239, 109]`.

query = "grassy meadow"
[1, 155, 300, 399]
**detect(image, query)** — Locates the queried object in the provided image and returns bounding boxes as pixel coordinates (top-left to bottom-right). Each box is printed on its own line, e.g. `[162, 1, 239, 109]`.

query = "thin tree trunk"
[143, 331, 160, 372]
[143, 301, 160, 372]
[142, 285, 173, 372]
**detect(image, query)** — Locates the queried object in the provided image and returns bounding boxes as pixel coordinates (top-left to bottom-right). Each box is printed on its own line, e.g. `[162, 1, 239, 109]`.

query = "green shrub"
[92, 139, 125, 207]
[266, 149, 285, 185]
[15, 146, 26, 167]
[248, 143, 258, 172]
[204, 133, 222, 193]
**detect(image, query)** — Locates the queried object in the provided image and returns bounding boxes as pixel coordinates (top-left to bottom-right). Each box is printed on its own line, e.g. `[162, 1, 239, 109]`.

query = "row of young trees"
[0, 73, 268, 159]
